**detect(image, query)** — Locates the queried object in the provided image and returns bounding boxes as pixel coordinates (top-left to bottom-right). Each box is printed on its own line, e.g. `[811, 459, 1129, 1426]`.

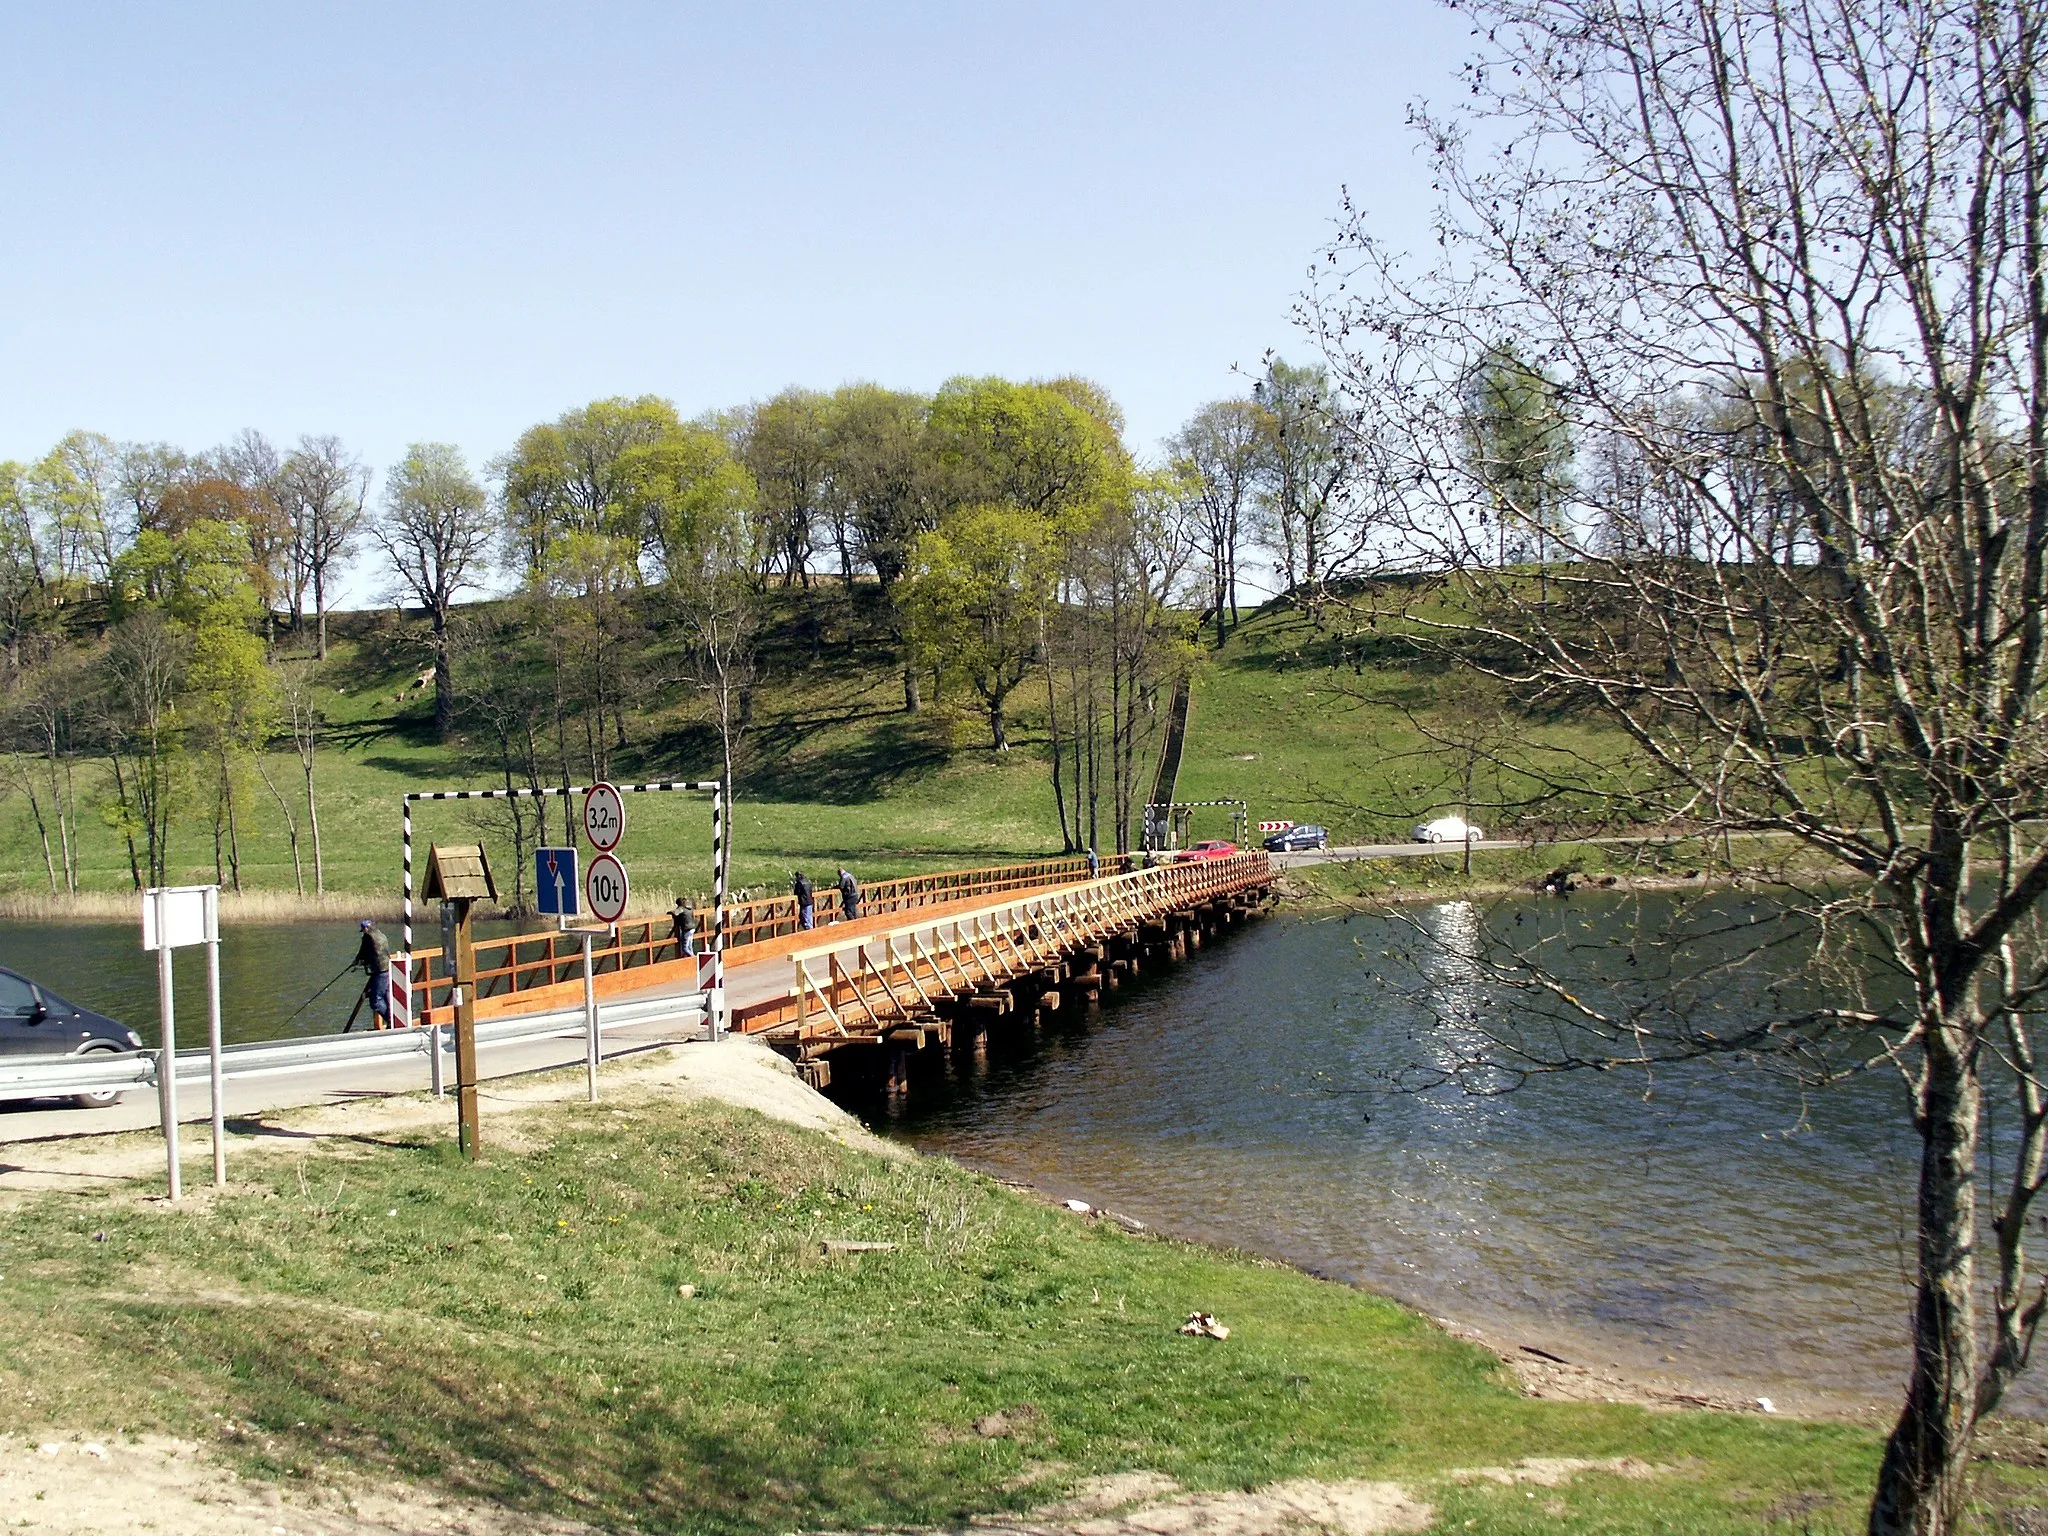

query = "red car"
[1180, 840, 1239, 860]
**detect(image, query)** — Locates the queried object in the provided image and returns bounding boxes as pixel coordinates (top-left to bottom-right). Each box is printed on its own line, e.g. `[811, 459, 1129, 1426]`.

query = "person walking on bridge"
[670, 895, 695, 958]
[792, 871, 815, 931]
[354, 919, 392, 1030]
[836, 866, 861, 922]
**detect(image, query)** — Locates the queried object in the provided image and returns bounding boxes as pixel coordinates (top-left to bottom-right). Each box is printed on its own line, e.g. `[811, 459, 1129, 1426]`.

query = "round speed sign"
[584, 852, 629, 924]
[583, 782, 625, 851]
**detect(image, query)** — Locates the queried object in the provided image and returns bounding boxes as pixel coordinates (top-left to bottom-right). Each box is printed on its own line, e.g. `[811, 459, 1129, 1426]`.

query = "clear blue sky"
[1, 4, 1463, 516]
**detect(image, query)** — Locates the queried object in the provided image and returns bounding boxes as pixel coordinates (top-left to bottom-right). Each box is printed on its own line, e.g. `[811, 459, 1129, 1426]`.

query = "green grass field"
[1, 1077, 1966, 1534]
[0, 586, 1646, 905]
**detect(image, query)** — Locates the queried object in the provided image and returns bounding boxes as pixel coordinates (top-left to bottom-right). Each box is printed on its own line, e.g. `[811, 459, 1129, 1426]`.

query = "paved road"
[0, 1014, 707, 1146]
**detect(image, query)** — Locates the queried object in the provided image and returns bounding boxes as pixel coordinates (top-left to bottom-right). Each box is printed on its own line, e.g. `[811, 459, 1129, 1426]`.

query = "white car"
[1413, 815, 1484, 844]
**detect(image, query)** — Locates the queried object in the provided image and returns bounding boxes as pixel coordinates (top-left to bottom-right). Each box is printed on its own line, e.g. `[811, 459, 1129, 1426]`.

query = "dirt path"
[0, 1436, 1673, 1536]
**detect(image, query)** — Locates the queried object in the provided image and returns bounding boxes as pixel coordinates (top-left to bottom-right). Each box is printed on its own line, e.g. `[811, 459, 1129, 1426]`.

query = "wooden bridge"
[400, 850, 1274, 1092]
[734, 852, 1274, 1091]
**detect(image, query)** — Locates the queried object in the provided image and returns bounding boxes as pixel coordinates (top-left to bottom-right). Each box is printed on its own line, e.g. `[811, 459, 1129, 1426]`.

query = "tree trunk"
[258, 756, 304, 896]
[989, 701, 1009, 752]
[315, 565, 329, 661]
[18, 759, 56, 894]
[1044, 662, 1072, 852]
[226, 781, 242, 893]
[109, 754, 143, 890]
[46, 749, 74, 896]
[305, 755, 323, 897]
[902, 665, 920, 713]
[1869, 1033, 1982, 1535]
[433, 610, 455, 739]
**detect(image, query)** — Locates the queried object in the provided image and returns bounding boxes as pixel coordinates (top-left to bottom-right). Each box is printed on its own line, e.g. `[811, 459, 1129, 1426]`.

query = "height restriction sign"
[583, 782, 625, 851]
[585, 851, 629, 924]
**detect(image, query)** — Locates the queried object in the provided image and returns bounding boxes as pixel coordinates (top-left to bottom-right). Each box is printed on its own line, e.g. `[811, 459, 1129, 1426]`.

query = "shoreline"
[0, 857, 1710, 927]
[913, 1150, 1898, 1428]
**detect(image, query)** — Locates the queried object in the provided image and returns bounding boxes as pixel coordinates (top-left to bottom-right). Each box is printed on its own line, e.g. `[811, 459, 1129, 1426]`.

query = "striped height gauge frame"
[400, 780, 728, 1044]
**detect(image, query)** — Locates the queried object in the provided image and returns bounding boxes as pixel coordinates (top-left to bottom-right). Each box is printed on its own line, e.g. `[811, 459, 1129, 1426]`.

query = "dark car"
[1263, 824, 1331, 852]
[0, 966, 145, 1108]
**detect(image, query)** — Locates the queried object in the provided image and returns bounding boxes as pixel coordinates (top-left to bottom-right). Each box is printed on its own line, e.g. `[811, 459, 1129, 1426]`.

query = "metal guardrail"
[0, 991, 709, 1103]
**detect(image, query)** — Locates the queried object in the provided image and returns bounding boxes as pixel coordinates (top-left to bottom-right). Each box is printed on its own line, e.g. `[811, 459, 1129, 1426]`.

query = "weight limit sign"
[585, 852, 629, 924]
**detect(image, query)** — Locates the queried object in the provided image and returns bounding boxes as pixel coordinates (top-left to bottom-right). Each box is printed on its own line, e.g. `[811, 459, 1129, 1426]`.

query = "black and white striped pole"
[400, 780, 729, 1054]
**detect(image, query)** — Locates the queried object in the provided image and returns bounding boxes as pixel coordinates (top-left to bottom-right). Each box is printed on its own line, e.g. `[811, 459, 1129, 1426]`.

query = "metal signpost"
[571, 925, 608, 1101]
[142, 884, 222, 1199]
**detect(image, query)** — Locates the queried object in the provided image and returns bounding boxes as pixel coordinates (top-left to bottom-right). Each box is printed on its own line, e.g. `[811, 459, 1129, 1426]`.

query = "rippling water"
[882, 897, 1995, 1416]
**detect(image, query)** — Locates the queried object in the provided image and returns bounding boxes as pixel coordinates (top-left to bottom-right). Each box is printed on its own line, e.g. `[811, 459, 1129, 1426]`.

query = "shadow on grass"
[741, 718, 956, 805]
[92, 1304, 972, 1536]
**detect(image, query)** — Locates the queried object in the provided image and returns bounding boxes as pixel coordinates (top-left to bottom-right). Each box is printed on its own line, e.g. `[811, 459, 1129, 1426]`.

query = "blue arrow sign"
[535, 847, 578, 915]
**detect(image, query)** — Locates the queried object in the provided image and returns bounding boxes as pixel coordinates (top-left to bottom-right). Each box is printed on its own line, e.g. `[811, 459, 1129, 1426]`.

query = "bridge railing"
[739, 851, 1271, 1041]
[401, 853, 1131, 1024]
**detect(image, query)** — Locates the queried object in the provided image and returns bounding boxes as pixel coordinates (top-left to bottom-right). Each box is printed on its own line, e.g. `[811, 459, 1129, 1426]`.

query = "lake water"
[0, 916, 545, 1046]
[880, 896, 1981, 1418]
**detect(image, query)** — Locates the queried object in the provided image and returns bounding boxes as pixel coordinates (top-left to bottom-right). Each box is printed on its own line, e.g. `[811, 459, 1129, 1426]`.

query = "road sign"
[535, 847, 578, 915]
[142, 885, 218, 950]
[1258, 820, 1295, 833]
[584, 781, 625, 851]
[585, 852, 629, 924]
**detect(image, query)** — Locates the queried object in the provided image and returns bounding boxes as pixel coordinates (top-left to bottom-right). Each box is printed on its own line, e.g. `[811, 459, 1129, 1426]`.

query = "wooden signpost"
[424, 843, 496, 1157]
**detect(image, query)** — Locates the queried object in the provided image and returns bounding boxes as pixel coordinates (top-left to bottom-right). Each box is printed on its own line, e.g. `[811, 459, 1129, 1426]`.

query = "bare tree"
[1169, 398, 1265, 647]
[274, 659, 326, 896]
[675, 503, 759, 893]
[279, 436, 369, 659]
[1308, 3, 2048, 1530]
[100, 610, 187, 885]
[377, 444, 490, 740]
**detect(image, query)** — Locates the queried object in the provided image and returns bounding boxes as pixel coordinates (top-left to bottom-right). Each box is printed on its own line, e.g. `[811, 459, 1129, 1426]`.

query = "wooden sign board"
[423, 843, 497, 902]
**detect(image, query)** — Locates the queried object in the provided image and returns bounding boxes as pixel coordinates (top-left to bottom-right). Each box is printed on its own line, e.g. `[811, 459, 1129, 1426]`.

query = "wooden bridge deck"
[732, 853, 1274, 1088]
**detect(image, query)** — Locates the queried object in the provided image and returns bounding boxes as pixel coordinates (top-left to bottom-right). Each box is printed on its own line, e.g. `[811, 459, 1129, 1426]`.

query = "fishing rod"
[281, 962, 356, 1026]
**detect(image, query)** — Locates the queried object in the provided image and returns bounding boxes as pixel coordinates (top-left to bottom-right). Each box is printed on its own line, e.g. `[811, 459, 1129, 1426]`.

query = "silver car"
[1413, 815, 1484, 843]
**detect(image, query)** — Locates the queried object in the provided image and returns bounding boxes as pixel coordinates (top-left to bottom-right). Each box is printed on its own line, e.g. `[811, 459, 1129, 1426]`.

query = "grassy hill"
[0, 583, 1649, 907]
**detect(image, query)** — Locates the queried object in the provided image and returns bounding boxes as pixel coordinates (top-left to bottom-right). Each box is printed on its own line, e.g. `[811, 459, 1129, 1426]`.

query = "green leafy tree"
[27, 430, 121, 594]
[738, 389, 831, 585]
[904, 505, 1056, 751]
[926, 376, 1127, 527]
[498, 395, 682, 581]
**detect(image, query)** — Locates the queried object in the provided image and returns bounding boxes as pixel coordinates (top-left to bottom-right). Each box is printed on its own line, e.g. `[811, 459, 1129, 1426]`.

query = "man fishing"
[353, 919, 392, 1030]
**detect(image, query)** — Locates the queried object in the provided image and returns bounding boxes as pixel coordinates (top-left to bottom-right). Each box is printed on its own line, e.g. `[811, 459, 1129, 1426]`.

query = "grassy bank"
[0, 1070, 2001, 1534]
[0, 588, 1648, 904]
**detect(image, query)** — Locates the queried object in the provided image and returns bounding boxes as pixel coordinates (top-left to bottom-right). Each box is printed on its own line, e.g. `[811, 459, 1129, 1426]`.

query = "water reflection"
[885, 896, 1967, 1414]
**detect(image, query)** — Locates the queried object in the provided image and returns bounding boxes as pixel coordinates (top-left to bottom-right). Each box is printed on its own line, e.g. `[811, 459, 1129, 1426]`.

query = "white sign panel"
[583, 782, 625, 852]
[584, 852, 630, 924]
[142, 885, 218, 951]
